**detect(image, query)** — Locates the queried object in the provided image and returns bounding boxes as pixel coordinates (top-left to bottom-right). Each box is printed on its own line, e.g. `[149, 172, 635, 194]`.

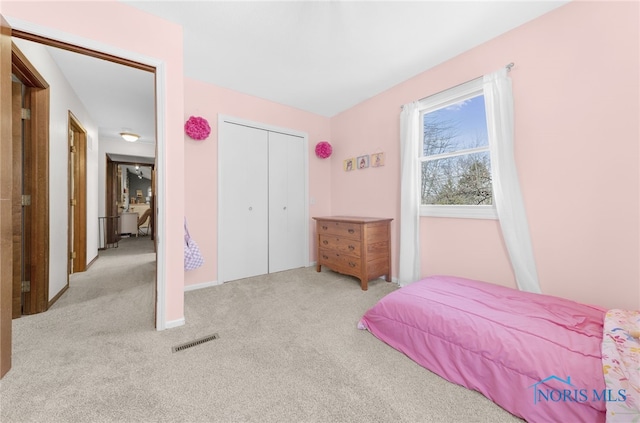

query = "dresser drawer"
[319, 235, 361, 257]
[316, 220, 361, 238]
[318, 248, 361, 273]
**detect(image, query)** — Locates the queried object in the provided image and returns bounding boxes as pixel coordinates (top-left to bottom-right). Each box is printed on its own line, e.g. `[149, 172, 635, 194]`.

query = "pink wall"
[330, 1, 639, 310]
[4, 1, 637, 315]
[2, 1, 186, 323]
[183, 78, 331, 287]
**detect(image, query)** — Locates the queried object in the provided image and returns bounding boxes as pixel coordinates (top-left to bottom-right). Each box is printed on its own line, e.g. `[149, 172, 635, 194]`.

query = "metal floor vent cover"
[172, 333, 219, 353]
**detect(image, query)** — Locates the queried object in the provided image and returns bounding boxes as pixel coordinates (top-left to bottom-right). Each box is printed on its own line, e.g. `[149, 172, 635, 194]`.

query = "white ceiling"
[23, 1, 569, 144]
[44, 45, 156, 144]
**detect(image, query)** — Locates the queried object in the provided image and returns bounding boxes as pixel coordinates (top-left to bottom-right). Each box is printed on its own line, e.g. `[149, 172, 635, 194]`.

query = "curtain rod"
[401, 62, 514, 109]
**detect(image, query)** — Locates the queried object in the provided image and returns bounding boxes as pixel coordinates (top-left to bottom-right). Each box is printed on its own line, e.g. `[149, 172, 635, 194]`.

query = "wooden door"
[218, 122, 268, 282]
[105, 156, 119, 246]
[68, 112, 87, 274]
[11, 81, 22, 319]
[268, 131, 306, 273]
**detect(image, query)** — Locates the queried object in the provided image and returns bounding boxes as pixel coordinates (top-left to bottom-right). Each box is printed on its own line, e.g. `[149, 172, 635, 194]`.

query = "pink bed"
[358, 275, 607, 423]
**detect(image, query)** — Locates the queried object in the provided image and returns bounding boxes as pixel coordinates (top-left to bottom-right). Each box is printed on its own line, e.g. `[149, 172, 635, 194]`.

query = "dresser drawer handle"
[322, 255, 329, 260]
[348, 245, 355, 251]
[322, 240, 328, 245]
[348, 229, 355, 234]
[321, 225, 328, 230]
[348, 262, 356, 267]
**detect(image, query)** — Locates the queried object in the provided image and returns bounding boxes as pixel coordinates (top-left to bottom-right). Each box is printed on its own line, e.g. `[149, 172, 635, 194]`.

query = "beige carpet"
[0, 237, 521, 422]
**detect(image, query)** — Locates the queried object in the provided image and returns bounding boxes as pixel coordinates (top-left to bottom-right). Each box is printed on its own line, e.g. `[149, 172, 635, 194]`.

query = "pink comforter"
[358, 275, 606, 423]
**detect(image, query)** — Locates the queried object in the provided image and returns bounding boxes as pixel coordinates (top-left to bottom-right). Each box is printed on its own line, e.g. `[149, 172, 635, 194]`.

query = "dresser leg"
[316, 264, 321, 272]
[360, 279, 368, 291]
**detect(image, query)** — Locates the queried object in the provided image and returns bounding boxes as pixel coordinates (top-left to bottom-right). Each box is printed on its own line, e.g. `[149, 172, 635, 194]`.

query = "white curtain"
[399, 102, 421, 286]
[484, 69, 541, 293]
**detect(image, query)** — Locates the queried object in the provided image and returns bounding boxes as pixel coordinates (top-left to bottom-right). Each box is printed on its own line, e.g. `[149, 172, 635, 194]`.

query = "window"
[418, 78, 497, 219]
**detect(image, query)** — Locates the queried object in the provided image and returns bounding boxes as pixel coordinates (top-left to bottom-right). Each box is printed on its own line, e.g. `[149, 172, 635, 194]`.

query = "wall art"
[343, 158, 355, 171]
[357, 155, 369, 169]
[371, 152, 385, 167]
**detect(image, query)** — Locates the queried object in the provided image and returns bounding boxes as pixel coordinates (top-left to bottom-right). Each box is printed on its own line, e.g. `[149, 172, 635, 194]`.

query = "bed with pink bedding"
[358, 275, 608, 422]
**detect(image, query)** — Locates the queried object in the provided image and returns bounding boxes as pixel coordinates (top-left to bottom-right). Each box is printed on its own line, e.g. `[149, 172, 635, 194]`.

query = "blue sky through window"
[425, 95, 488, 152]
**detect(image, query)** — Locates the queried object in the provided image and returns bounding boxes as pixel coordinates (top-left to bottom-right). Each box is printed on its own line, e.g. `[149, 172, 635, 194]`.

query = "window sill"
[420, 205, 498, 220]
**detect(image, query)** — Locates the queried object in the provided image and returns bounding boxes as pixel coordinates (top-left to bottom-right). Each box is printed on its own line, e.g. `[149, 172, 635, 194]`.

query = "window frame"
[417, 77, 497, 220]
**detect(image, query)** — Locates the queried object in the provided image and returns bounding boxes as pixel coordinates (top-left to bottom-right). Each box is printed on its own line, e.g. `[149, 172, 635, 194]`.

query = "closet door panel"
[219, 122, 268, 282]
[268, 132, 305, 273]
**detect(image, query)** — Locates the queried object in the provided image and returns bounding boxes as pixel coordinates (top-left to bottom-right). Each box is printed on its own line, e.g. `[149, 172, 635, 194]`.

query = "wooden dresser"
[313, 216, 392, 290]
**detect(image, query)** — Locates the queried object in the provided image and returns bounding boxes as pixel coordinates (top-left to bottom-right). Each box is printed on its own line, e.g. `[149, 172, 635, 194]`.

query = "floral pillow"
[602, 309, 640, 422]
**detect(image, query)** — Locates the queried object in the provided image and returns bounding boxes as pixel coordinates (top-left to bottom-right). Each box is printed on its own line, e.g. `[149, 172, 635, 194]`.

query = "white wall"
[12, 38, 99, 301]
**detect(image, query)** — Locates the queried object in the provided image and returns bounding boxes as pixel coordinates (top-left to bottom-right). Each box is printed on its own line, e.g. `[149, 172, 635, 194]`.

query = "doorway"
[1, 18, 170, 381]
[105, 158, 155, 242]
[8, 32, 159, 310]
[9, 33, 159, 335]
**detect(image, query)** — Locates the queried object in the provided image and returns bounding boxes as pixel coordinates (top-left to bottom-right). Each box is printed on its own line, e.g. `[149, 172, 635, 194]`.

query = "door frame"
[68, 111, 87, 274]
[11, 41, 50, 316]
[217, 114, 310, 283]
[1, 14, 13, 379]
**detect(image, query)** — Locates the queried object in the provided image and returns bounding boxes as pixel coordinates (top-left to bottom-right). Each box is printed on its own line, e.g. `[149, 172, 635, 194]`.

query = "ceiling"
[44, 43, 156, 145]
[18, 1, 569, 144]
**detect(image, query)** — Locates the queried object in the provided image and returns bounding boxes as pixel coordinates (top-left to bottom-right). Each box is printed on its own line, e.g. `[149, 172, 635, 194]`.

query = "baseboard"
[86, 254, 99, 270]
[48, 284, 69, 309]
[184, 280, 222, 292]
[165, 317, 185, 329]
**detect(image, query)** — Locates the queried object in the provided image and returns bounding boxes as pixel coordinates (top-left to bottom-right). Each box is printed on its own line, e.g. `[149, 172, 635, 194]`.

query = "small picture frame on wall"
[357, 155, 369, 169]
[344, 158, 355, 171]
[371, 152, 385, 167]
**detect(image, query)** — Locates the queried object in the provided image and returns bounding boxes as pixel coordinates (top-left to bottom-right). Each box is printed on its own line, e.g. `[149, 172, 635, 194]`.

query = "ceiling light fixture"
[120, 132, 140, 142]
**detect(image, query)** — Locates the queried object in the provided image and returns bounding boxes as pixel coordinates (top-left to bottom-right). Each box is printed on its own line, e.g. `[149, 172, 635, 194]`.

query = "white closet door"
[219, 122, 269, 282]
[268, 131, 306, 273]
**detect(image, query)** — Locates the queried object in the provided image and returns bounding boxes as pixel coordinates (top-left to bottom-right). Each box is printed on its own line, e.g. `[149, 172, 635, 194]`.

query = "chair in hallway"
[137, 208, 152, 236]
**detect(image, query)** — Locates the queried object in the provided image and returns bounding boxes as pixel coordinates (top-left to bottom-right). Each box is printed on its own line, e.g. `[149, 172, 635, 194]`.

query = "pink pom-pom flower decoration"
[315, 141, 332, 159]
[184, 116, 211, 140]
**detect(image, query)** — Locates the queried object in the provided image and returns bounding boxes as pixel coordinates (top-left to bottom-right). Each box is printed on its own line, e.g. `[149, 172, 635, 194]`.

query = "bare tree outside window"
[420, 95, 492, 206]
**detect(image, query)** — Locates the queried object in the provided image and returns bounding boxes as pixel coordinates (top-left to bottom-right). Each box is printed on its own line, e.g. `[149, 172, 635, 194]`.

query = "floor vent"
[172, 333, 219, 353]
